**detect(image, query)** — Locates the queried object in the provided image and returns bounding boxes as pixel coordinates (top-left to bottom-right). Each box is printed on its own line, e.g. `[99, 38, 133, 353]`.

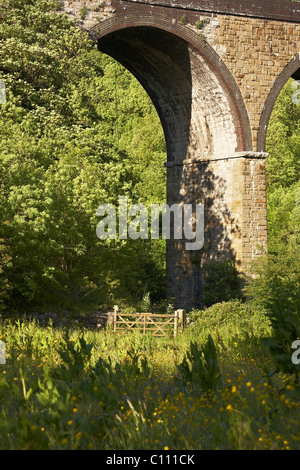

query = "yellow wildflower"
[286, 385, 295, 391]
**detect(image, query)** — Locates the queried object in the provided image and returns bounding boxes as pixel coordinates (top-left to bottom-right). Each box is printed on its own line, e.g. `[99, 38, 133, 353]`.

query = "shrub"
[177, 335, 221, 392]
[244, 240, 300, 380]
[189, 299, 270, 332]
[140, 292, 151, 313]
[79, 6, 88, 20]
[262, 292, 300, 380]
[0, 240, 12, 311]
[202, 259, 242, 307]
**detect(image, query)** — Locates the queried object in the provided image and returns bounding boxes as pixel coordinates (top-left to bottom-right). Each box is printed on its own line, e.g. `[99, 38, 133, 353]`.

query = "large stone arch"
[89, 14, 252, 163]
[257, 53, 300, 152]
[88, 15, 268, 309]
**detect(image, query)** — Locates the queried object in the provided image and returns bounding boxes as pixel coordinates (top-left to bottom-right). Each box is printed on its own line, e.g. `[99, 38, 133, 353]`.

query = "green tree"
[245, 78, 300, 378]
[0, 0, 167, 312]
[266, 79, 300, 191]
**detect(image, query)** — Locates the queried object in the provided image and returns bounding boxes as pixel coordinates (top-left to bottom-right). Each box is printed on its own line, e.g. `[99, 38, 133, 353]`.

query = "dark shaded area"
[292, 68, 300, 81]
[98, 27, 192, 163]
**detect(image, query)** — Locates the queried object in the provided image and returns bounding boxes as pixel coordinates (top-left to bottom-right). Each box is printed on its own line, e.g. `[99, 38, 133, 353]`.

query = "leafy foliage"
[0, 304, 299, 450]
[177, 335, 221, 392]
[262, 294, 300, 379]
[0, 0, 166, 312]
[189, 299, 270, 332]
[266, 79, 300, 191]
[246, 78, 300, 378]
[202, 259, 242, 307]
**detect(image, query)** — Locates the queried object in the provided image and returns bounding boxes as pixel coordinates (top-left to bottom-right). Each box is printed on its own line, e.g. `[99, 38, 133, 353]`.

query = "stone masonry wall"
[200, 15, 300, 151]
[166, 153, 267, 309]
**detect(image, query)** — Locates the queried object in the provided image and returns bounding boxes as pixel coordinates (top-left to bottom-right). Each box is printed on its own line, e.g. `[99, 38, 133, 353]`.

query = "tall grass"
[0, 301, 299, 450]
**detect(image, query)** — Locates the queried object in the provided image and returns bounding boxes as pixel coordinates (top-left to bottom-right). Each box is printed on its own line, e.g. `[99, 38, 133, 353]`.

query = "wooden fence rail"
[113, 306, 186, 337]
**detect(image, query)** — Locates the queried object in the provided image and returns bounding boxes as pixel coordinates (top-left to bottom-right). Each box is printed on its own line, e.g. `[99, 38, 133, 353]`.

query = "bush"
[262, 292, 300, 379]
[140, 292, 151, 313]
[0, 240, 12, 311]
[189, 299, 270, 335]
[244, 241, 300, 379]
[177, 335, 221, 392]
[202, 260, 242, 307]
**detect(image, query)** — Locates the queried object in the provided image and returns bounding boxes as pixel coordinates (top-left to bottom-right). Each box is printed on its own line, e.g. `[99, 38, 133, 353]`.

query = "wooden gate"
[112, 306, 185, 337]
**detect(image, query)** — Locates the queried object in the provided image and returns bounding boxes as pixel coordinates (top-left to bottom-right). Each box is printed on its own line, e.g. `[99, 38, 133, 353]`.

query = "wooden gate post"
[113, 305, 118, 333]
[176, 309, 186, 332]
[174, 310, 178, 337]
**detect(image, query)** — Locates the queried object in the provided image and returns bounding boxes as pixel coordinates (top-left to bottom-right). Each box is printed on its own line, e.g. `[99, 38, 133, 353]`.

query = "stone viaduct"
[61, 0, 300, 309]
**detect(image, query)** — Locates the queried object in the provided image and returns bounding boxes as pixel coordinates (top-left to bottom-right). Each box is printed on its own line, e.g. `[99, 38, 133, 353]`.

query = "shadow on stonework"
[167, 160, 243, 310]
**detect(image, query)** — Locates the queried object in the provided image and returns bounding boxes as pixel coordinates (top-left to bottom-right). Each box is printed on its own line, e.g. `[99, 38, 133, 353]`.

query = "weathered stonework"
[57, 0, 300, 308]
[62, 0, 115, 27]
[165, 152, 268, 308]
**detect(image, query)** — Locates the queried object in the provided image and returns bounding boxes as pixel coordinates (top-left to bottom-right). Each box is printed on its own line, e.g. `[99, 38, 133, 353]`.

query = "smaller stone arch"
[257, 53, 300, 152]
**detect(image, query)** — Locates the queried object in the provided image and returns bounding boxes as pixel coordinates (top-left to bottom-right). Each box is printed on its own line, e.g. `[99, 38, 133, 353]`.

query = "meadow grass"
[0, 302, 299, 450]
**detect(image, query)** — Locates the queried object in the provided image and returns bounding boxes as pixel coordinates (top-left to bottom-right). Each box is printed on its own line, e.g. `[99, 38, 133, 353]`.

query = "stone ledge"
[120, 0, 300, 23]
[164, 151, 269, 167]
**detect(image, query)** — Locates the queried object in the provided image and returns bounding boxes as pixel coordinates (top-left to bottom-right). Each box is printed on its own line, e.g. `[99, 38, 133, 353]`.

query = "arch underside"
[95, 21, 252, 163]
[292, 68, 300, 80]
